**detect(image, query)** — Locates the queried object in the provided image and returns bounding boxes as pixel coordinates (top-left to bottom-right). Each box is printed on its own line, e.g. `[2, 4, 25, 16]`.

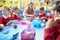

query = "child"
[38, 7, 46, 20]
[0, 5, 12, 26]
[44, 4, 60, 40]
[21, 22, 36, 40]
[11, 7, 20, 20]
[23, 2, 35, 22]
[38, 7, 47, 25]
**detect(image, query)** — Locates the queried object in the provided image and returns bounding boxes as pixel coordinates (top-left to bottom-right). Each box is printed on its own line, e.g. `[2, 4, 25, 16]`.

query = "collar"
[3, 15, 11, 19]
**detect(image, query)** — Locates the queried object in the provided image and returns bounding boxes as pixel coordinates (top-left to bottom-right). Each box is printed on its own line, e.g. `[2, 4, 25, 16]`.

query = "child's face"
[40, 10, 44, 13]
[14, 9, 19, 14]
[29, 4, 34, 9]
[3, 9, 9, 16]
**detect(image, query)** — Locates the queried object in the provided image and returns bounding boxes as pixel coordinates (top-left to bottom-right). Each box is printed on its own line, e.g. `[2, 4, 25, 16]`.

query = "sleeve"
[44, 13, 46, 17]
[44, 27, 56, 40]
[38, 13, 42, 18]
[0, 17, 3, 24]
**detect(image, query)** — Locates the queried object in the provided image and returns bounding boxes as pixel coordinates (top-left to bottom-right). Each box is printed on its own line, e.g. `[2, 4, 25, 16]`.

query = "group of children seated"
[0, 2, 53, 29]
[0, 5, 20, 29]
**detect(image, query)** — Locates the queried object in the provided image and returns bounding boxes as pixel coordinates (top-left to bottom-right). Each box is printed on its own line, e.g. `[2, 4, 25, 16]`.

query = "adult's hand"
[46, 19, 54, 29]
[46, 17, 60, 29]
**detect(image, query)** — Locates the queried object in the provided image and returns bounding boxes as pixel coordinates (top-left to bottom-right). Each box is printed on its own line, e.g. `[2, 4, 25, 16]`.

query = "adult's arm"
[44, 19, 56, 40]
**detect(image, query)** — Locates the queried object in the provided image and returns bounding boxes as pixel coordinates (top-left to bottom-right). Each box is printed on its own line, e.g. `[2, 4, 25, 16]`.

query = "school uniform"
[47, 15, 54, 19]
[38, 13, 48, 22]
[0, 15, 11, 26]
[11, 12, 20, 20]
[38, 13, 46, 18]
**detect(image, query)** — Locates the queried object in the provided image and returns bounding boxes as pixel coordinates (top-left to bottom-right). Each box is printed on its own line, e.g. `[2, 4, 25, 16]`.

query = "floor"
[35, 28, 44, 40]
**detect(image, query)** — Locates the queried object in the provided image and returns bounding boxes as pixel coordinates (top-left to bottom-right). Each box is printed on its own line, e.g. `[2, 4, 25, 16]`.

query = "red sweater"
[44, 25, 60, 40]
[38, 13, 46, 18]
[0, 16, 11, 26]
[47, 15, 54, 19]
[11, 14, 20, 20]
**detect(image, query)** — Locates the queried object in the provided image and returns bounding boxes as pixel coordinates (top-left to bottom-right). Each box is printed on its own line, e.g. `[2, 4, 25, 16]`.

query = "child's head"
[27, 2, 34, 14]
[55, 4, 60, 16]
[28, 2, 34, 9]
[40, 7, 44, 13]
[12, 7, 19, 14]
[27, 22, 32, 29]
[2, 5, 10, 16]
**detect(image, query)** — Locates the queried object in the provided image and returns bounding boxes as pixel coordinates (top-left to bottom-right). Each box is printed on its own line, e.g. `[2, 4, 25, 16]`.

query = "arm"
[6, 20, 13, 25]
[44, 27, 56, 40]
[44, 19, 56, 40]
[0, 17, 4, 27]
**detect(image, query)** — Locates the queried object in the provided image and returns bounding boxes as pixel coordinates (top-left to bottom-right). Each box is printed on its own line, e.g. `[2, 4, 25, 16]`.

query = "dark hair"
[55, 1, 60, 5]
[30, 2, 34, 5]
[55, 4, 60, 13]
[12, 7, 19, 12]
[40, 7, 44, 11]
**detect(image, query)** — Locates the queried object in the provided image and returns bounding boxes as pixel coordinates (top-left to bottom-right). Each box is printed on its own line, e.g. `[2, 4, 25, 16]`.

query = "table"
[0, 20, 27, 40]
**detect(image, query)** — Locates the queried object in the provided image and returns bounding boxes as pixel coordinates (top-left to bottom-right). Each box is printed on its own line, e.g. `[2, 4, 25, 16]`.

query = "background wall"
[0, 0, 54, 10]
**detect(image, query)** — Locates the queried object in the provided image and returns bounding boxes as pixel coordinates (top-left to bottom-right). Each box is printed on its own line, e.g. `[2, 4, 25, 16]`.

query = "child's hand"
[0, 24, 4, 28]
[46, 17, 60, 29]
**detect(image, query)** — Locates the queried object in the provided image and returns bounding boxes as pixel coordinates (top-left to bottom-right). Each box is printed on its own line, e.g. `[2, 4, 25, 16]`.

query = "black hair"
[55, 1, 60, 5]
[55, 4, 60, 13]
[30, 2, 34, 5]
[12, 6, 19, 12]
[40, 7, 44, 11]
